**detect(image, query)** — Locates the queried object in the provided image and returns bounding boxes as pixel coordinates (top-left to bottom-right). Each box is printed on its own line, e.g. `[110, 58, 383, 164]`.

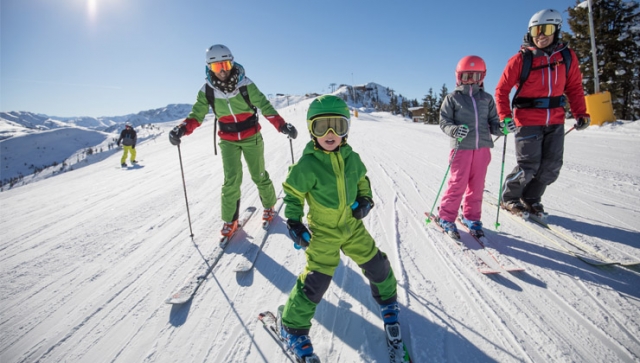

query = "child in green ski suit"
[278, 95, 399, 360]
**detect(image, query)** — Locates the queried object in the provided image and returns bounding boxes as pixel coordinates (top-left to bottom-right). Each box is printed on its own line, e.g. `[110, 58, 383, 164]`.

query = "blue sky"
[1, 0, 581, 117]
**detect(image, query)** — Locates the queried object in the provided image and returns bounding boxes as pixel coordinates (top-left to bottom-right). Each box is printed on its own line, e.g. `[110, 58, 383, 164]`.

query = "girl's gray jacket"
[439, 84, 502, 150]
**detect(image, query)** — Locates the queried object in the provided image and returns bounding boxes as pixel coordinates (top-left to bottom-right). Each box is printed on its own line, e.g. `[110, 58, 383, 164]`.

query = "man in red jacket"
[495, 9, 591, 217]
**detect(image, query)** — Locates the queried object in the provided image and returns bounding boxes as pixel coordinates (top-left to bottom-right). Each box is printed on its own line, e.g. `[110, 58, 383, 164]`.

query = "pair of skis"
[165, 205, 273, 304]
[257, 306, 412, 363]
[426, 212, 524, 274]
[483, 191, 639, 268]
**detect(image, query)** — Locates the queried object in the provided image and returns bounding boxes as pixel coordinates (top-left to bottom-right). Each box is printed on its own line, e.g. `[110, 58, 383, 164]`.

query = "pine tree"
[565, 0, 640, 119]
[389, 94, 398, 115]
[400, 97, 410, 117]
[422, 88, 438, 124]
[436, 84, 449, 114]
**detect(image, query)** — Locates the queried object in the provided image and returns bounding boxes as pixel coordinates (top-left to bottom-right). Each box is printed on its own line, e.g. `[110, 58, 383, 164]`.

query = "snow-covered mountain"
[1, 83, 406, 138]
[0, 85, 410, 190]
[0, 103, 194, 138]
[1, 96, 638, 363]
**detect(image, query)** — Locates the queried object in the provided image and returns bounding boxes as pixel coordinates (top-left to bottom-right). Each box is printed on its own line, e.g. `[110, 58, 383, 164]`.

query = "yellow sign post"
[584, 91, 616, 126]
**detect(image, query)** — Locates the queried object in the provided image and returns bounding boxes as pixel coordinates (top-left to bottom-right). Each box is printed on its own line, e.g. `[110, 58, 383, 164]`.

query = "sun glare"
[88, 0, 97, 21]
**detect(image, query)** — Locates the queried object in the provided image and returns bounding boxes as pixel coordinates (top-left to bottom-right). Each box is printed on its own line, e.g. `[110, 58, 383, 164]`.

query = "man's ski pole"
[426, 139, 462, 225]
[564, 126, 575, 135]
[495, 135, 508, 229]
[177, 144, 194, 237]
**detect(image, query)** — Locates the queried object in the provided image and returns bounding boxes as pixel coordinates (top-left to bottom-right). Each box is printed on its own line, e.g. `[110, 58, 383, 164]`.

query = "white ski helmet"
[527, 9, 563, 45]
[205, 44, 233, 65]
[528, 9, 562, 30]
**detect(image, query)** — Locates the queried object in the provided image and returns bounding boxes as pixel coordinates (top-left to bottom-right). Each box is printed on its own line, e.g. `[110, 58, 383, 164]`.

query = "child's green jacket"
[283, 141, 372, 230]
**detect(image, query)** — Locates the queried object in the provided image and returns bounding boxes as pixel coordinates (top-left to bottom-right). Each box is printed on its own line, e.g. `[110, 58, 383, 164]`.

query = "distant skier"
[495, 9, 590, 217]
[117, 122, 137, 167]
[279, 95, 399, 361]
[167, 44, 297, 239]
[437, 55, 506, 239]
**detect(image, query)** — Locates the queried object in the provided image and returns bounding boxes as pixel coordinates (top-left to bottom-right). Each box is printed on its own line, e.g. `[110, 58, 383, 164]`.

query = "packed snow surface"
[1, 99, 639, 362]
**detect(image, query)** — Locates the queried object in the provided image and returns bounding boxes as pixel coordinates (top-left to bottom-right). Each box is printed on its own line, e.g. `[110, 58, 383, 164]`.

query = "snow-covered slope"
[0, 100, 639, 363]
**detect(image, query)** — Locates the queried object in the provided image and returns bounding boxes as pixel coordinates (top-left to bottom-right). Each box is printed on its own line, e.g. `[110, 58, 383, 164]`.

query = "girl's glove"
[454, 125, 469, 139]
[286, 219, 310, 249]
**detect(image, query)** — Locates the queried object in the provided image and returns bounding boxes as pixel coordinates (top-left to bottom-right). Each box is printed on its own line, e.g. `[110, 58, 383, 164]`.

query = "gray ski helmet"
[205, 44, 233, 65]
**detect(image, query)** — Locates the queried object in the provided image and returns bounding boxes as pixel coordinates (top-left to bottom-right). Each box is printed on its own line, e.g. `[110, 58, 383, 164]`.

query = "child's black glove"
[286, 219, 310, 249]
[351, 196, 374, 220]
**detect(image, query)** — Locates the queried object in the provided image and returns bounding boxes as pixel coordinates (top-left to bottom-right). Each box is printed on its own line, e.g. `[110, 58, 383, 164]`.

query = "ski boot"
[380, 302, 400, 325]
[121, 163, 127, 168]
[277, 306, 320, 363]
[522, 199, 548, 218]
[459, 215, 484, 238]
[131, 160, 138, 164]
[262, 207, 276, 228]
[220, 220, 238, 244]
[438, 218, 460, 240]
[501, 200, 529, 218]
[380, 302, 403, 347]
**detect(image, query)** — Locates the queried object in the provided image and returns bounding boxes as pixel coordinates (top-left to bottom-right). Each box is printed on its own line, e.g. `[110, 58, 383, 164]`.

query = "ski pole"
[426, 139, 462, 225]
[564, 126, 575, 135]
[495, 134, 508, 229]
[177, 144, 195, 237]
[289, 137, 295, 164]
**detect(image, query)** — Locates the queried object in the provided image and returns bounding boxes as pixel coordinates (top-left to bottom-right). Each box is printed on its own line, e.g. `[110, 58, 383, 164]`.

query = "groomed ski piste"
[1, 96, 639, 363]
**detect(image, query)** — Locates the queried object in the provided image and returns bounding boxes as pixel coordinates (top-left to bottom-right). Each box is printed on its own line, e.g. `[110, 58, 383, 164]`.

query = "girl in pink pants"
[437, 55, 504, 239]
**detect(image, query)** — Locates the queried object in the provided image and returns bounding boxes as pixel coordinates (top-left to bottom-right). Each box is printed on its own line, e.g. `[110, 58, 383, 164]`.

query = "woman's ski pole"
[177, 144, 194, 237]
[289, 137, 295, 164]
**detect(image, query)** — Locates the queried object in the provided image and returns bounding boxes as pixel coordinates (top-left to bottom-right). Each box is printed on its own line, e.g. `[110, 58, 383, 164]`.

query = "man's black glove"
[286, 219, 310, 249]
[280, 123, 298, 139]
[351, 196, 374, 220]
[132, 145, 136, 149]
[575, 117, 591, 131]
[169, 125, 186, 146]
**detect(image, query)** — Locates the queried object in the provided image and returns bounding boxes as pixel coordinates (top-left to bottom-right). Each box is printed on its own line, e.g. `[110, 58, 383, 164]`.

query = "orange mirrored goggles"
[529, 24, 557, 37]
[209, 60, 233, 73]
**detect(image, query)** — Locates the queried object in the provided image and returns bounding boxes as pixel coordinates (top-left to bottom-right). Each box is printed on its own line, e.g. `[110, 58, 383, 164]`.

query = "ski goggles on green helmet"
[529, 24, 557, 37]
[309, 116, 350, 138]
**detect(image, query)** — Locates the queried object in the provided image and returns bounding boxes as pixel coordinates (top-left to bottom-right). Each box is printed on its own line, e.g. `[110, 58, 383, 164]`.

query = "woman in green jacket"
[278, 95, 398, 361]
[168, 44, 297, 240]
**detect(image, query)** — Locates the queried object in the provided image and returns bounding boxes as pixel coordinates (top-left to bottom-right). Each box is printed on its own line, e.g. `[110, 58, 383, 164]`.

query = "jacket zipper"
[469, 87, 479, 149]
[224, 93, 241, 140]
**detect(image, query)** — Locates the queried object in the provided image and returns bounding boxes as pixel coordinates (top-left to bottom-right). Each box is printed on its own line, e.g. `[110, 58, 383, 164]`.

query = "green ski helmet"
[306, 95, 351, 137]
